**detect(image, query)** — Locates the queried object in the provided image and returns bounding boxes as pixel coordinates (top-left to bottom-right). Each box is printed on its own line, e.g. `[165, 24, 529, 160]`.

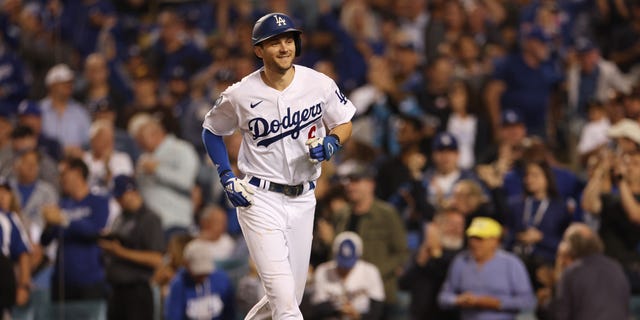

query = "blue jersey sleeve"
[202, 128, 233, 178]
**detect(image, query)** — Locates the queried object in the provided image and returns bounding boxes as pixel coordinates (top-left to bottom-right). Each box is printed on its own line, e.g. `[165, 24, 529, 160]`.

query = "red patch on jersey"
[308, 126, 316, 139]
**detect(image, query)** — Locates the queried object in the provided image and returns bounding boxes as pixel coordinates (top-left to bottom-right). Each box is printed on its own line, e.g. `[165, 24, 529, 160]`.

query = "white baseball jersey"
[312, 260, 385, 314]
[203, 65, 356, 185]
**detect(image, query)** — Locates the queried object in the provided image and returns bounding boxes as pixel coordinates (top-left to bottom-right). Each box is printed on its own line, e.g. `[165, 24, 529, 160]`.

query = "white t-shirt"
[447, 114, 477, 169]
[83, 151, 134, 228]
[311, 260, 385, 314]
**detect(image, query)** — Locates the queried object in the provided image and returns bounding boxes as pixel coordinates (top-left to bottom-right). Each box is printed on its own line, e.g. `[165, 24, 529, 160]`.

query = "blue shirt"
[506, 197, 571, 263]
[0, 48, 29, 114]
[64, 0, 116, 58]
[0, 211, 31, 261]
[41, 193, 109, 286]
[438, 250, 536, 320]
[576, 67, 600, 117]
[165, 268, 235, 320]
[40, 98, 91, 148]
[492, 54, 562, 137]
[17, 183, 36, 208]
[503, 166, 584, 210]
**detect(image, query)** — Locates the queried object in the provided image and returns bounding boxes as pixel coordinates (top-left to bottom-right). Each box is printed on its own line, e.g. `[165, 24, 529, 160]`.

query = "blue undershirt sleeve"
[202, 128, 233, 178]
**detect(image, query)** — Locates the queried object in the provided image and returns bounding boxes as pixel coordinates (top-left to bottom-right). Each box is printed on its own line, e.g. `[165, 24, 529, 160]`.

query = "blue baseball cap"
[432, 132, 458, 151]
[112, 175, 137, 198]
[501, 109, 524, 126]
[523, 26, 551, 43]
[574, 37, 597, 54]
[169, 65, 190, 81]
[333, 232, 362, 269]
[17, 100, 42, 117]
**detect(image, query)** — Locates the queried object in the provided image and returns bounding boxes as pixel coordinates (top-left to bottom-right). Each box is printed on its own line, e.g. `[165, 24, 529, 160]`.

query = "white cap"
[45, 63, 74, 86]
[183, 239, 215, 275]
[607, 119, 640, 145]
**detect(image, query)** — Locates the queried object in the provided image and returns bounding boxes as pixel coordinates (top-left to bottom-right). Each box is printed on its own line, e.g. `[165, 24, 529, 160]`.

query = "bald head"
[199, 205, 228, 241]
[562, 223, 603, 259]
[85, 53, 109, 83]
[128, 113, 166, 152]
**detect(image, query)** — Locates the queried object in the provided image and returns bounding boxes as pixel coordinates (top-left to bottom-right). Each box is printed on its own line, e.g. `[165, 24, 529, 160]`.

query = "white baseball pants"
[238, 186, 315, 320]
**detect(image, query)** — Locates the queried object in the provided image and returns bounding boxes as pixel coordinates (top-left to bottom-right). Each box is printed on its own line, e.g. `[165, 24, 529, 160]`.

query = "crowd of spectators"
[2, 0, 640, 319]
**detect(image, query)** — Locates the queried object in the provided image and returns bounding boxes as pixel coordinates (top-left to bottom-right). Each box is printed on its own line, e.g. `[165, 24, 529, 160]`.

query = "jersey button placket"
[277, 95, 293, 184]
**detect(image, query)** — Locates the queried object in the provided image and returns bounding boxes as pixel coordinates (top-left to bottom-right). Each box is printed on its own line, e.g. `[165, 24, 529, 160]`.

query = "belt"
[248, 177, 315, 197]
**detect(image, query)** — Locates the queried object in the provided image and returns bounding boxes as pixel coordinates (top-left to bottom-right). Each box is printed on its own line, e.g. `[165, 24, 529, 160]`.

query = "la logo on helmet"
[274, 15, 287, 26]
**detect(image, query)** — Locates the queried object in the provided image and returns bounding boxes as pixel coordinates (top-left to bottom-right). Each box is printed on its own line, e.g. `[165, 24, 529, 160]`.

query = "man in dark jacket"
[550, 223, 630, 320]
[99, 175, 164, 320]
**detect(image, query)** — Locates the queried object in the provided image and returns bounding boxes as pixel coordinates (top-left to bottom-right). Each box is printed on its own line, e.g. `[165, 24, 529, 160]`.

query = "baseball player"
[202, 12, 356, 320]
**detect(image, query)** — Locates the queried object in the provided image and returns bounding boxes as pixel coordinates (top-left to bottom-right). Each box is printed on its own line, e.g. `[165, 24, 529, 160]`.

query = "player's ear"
[254, 45, 263, 60]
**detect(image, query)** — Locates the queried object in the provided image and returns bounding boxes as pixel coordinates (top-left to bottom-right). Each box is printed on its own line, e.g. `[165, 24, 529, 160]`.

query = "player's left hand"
[306, 135, 341, 162]
[223, 177, 255, 207]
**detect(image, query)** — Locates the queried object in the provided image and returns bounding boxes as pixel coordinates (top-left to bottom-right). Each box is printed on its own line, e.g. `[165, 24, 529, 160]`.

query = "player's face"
[255, 33, 296, 73]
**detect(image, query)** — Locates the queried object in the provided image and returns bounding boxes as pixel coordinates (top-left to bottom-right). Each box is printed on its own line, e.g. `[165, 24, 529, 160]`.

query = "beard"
[265, 55, 293, 74]
[274, 60, 293, 73]
[440, 235, 464, 251]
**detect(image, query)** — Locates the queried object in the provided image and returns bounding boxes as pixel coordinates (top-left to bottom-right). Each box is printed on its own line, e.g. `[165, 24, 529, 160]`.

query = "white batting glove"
[222, 176, 255, 207]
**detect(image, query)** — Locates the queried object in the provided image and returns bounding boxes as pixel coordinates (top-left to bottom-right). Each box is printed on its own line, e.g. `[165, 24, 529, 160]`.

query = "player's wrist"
[328, 133, 341, 145]
[220, 170, 235, 184]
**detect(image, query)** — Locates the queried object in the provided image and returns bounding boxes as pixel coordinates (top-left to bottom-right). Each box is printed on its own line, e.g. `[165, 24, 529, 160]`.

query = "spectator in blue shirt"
[145, 10, 211, 85]
[0, 178, 32, 311]
[16, 100, 63, 161]
[485, 27, 562, 139]
[567, 38, 631, 120]
[40, 64, 91, 156]
[438, 217, 536, 320]
[164, 240, 235, 320]
[40, 157, 109, 316]
[505, 160, 571, 290]
[58, 0, 117, 59]
[0, 35, 29, 115]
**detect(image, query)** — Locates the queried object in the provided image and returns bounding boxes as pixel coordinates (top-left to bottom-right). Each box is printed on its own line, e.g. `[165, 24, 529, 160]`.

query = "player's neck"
[261, 66, 295, 91]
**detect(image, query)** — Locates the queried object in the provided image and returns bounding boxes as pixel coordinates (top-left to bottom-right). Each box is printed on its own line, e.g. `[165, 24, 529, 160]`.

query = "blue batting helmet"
[252, 13, 302, 57]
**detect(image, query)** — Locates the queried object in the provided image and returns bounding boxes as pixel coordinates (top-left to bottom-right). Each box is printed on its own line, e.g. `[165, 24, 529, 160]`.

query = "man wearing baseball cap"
[164, 240, 235, 320]
[311, 232, 385, 319]
[16, 100, 63, 161]
[422, 132, 478, 210]
[99, 175, 164, 320]
[607, 118, 640, 153]
[485, 25, 562, 139]
[438, 217, 536, 320]
[40, 63, 91, 157]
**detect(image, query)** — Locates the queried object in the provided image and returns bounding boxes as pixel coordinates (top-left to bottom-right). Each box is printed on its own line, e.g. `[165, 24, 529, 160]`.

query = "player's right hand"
[222, 176, 255, 207]
[306, 135, 341, 163]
